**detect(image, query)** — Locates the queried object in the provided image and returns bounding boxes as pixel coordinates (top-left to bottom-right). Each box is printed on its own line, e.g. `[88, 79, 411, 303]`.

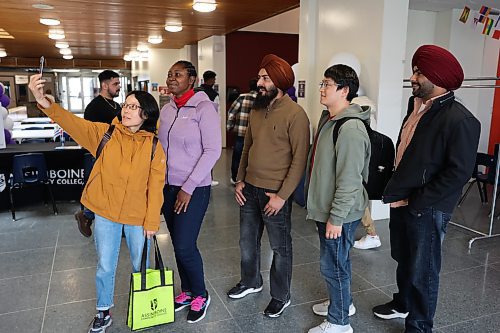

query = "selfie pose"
[28, 74, 166, 333]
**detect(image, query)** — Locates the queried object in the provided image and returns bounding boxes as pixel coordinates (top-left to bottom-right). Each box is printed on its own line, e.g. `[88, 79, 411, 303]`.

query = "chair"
[9, 153, 58, 221]
[457, 152, 495, 206]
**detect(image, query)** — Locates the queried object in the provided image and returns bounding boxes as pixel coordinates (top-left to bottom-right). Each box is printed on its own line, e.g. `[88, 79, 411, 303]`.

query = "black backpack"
[332, 118, 395, 200]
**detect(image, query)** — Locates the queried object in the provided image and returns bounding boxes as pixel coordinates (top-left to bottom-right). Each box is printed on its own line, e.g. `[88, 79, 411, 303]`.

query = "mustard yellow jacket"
[41, 103, 166, 231]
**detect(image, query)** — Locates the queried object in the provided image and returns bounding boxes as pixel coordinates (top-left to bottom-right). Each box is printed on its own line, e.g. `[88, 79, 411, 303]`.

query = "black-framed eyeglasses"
[121, 103, 142, 111]
[319, 81, 340, 89]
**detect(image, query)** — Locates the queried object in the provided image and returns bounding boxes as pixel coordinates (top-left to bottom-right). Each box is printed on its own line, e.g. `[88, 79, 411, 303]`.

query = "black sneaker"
[187, 293, 211, 323]
[174, 291, 193, 312]
[227, 282, 263, 299]
[373, 301, 409, 319]
[263, 298, 291, 318]
[88, 311, 112, 333]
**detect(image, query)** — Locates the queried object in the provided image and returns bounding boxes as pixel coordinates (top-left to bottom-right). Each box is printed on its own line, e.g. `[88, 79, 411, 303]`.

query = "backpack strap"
[332, 117, 370, 146]
[96, 125, 115, 159]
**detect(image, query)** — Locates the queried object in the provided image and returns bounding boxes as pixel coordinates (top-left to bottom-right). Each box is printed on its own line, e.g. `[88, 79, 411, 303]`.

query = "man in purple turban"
[373, 45, 481, 333]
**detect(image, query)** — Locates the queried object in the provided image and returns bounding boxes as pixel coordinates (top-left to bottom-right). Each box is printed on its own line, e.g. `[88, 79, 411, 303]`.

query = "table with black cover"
[0, 142, 86, 211]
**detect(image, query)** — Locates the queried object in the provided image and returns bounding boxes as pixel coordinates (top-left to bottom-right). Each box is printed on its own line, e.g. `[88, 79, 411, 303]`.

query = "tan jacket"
[40, 103, 166, 231]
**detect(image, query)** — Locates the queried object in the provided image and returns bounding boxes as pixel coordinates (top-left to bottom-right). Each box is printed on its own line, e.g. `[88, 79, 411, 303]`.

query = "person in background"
[195, 69, 220, 186]
[306, 65, 370, 333]
[227, 54, 310, 318]
[28, 74, 165, 333]
[159, 60, 222, 324]
[226, 78, 258, 185]
[372, 45, 480, 333]
[74, 70, 122, 238]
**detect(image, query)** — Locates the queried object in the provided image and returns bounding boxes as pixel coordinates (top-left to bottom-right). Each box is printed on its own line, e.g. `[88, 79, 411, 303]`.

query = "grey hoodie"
[305, 103, 371, 226]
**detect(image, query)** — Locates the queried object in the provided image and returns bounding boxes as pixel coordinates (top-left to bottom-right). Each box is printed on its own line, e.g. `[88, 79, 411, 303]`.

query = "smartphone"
[39, 56, 45, 74]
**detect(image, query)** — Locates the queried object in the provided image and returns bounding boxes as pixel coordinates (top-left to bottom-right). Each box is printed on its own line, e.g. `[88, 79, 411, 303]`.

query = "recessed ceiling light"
[148, 36, 162, 44]
[62, 55, 73, 60]
[55, 41, 69, 48]
[32, 3, 54, 10]
[0, 49, 6, 57]
[59, 48, 72, 55]
[165, 24, 183, 32]
[137, 44, 149, 52]
[40, 18, 60, 26]
[53, 68, 79, 72]
[193, 0, 217, 13]
[49, 30, 65, 40]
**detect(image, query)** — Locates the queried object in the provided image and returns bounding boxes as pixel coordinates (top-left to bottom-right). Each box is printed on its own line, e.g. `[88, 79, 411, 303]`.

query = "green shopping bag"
[127, 236, 174, 331]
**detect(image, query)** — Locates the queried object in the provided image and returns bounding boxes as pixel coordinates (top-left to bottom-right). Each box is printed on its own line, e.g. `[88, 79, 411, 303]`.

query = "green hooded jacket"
[305, 103, 371, 226]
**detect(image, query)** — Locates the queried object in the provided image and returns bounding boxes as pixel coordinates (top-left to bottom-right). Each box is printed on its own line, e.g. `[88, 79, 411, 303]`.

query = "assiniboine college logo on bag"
[150, 298, 158, 311]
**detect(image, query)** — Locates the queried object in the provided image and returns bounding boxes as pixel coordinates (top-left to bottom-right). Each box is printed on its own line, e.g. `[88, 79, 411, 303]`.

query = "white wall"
[198, 35, 227, 147]
[240, 7, 300, 34]
[148, 49, 181, 103]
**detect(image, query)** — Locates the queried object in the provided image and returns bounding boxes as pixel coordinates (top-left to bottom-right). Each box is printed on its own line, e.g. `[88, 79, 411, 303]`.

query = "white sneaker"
[308, 320, 353, 333]
[229, 178, 236, 185]
[211, 180, 219, 186]
[353, 235, 381, 250]
[312, 300, 356, 317]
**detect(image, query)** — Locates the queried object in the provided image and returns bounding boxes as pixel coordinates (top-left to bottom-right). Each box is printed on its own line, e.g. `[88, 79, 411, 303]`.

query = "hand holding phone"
[39, 56, 45, 74]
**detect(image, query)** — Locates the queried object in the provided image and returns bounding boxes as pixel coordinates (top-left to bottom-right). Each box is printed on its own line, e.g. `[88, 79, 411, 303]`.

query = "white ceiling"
[409, 0, 500, 12]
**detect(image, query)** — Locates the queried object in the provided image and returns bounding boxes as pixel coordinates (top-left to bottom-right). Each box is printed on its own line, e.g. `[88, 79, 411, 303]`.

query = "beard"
[253, 85, 279, 109]
[411, 80, 434, 99]
[108, 88, 120, 98]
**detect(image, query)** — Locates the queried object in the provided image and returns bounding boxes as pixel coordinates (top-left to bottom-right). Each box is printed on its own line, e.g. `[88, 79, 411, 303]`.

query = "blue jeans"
[231, 136, 245, 181]
[316, 219, 360, 326]
[94, 214, 150, 310]
[239, 183, 293, 302]
[389, 206, 450, 333]
[162, 185, 210, 297]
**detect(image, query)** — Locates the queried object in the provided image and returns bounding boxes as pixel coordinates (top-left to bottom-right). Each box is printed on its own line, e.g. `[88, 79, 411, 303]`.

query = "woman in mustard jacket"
[29, 74, 166, 333]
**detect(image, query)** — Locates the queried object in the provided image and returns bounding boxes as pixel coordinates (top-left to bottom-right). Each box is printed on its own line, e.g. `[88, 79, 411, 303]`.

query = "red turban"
[260, 54, 295, 91]
[412, 45, 464, 91]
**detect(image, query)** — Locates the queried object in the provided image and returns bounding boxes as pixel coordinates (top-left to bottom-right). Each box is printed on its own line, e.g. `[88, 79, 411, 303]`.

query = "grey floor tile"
[0, 247, 54, 279]
[351, 250, 398, 288]
[437, 312, 500, 332]
[0, 273, 50, 314]
[0, 227, 57, 253]
[0, 308, 43, 333]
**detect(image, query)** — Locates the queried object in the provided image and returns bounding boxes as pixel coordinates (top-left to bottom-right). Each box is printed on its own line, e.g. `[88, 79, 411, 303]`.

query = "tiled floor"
[1, 150, 500, 333]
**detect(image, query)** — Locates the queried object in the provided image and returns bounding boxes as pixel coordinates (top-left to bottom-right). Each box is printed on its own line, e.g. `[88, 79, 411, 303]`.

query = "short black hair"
[117, 90, 159, 134]
[203, 70, 216, 81]
[323, 64, 359, 102]
[249, 78, 258, 91]
[98, 70, 120, 84]
[174, 60, 197, 78]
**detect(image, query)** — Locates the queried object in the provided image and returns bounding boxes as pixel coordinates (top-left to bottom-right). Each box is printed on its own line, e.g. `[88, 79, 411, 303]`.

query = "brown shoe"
[75, 210, 93, 238]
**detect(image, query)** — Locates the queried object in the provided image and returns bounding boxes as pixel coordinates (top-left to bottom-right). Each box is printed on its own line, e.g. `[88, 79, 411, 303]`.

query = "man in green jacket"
[306, 64, 371, 333]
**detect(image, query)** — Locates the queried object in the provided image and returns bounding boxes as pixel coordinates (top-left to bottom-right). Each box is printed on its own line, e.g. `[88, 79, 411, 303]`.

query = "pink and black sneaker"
[174, 291, 193, 312]
[187, 292, 211, 323]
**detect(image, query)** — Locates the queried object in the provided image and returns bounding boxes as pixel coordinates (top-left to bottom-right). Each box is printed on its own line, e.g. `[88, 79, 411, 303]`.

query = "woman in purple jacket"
[158, 60, 222, 324]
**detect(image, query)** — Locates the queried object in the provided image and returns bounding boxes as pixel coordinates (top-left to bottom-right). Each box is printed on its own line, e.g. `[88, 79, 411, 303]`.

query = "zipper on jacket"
[422, 169, 427, 185]
[165, 107, 180, 185]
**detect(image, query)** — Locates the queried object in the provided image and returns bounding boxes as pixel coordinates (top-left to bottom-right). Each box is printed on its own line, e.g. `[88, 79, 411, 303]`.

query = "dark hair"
[117, 90, 159, 133]
[323, 64, 359, 101]
[173, 60, 197, 89]
[203, 70, 216, 81]
[249, 78, 258, 91]
[98, 70, 120, 84]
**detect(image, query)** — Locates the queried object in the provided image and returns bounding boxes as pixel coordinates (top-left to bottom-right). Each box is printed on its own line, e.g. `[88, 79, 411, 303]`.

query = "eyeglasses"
[319, 81, 340, 89]
[121, 103, 142, 111]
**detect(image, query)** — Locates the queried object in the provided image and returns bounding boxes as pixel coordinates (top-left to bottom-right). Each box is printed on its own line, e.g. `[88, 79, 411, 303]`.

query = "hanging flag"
[492, 29, 500, 40]
[483, 17, 494, 35]
[459, 6, 470, 23]
[479, 5, 491, 23]
[53, 126, 64, 141]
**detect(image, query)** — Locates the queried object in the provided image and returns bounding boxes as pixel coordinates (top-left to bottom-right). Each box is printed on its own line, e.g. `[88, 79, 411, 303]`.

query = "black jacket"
[383, 92, 481, 214]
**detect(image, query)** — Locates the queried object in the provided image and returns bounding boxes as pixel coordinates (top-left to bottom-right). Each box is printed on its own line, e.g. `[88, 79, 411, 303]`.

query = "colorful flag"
[483, 17, 494, 35]
[493, 29, 500, 40]
[459, 6, 470, 23]
[479, 6, 491, 23]
[53, 126, 64, 141]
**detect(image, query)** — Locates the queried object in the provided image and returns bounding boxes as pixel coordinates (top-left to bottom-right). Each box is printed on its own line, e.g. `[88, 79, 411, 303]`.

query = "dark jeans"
[239, 182, 293, 302]
[162, 184, 210, 297]
[389, 206, 450, 333]
[317, 219, 360, 326]
[230, 136, 245, 181]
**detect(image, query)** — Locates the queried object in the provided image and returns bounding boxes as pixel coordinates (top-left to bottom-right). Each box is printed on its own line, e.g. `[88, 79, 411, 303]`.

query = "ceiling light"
[53, 68, 80, 72]
[165, 24, 183, 32]
[59, 48, 72, 55]
[192, 0, 217, 12]
[62, 55, 73, 60]
[48, 30, 65, 40]
[0, 49, 6, 57]
[148, 36, 163, 44]
[123, 55, 132, 61]
[137, 44, 149, 52]
[32, 3, 54, 10]
[55, 41, 69, 48]
[40, 18, 60, 26]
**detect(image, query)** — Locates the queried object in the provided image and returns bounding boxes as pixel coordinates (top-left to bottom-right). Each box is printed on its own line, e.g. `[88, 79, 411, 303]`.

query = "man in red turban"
[227, 54, 310, 318]
[373, 45, 481, 333]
